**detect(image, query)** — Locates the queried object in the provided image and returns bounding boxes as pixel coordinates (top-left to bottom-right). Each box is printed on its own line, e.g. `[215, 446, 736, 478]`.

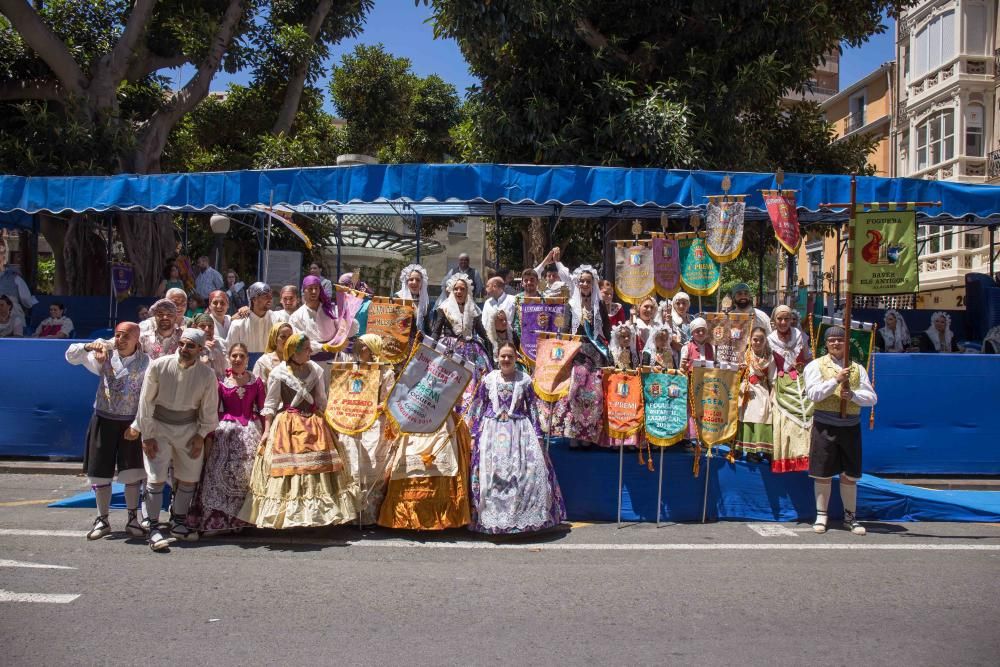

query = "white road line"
[0, 559, 75, 570]
[746, 523, 799, 537]
[1, 528, 998, 551]
[0, 590, 80, 604]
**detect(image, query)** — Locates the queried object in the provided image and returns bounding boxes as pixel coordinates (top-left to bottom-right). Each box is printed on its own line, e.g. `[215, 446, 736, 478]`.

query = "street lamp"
[209, 214, 230, 270]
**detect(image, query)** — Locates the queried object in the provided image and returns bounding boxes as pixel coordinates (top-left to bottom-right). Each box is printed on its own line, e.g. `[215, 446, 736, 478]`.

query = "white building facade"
[893, 0, 999, 307]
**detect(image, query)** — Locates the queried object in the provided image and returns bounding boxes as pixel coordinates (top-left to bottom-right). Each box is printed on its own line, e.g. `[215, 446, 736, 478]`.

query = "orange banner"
[531, 333, 582, 402]
[602, 368, 644, 438]
[366, 296, 415, 363]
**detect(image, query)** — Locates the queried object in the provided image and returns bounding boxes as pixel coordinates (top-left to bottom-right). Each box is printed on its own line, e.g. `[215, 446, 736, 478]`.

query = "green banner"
[850, 209, 918, 294]
[679, 234, 720, 296]
[814, 321, 874, 368]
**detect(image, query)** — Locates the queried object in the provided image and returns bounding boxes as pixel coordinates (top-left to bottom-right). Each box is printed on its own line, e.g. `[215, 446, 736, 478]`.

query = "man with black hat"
[134, 327, 219, 550]
[730, 282, 771, 333]
[803, 325, 877, 535]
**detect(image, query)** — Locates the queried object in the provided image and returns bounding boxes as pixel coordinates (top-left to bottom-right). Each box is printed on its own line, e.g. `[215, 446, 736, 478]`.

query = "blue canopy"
[0, 164, 997, 224]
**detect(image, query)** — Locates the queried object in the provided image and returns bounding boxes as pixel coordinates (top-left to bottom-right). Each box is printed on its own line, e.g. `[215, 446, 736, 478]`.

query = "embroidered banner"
[328, 284, 367, 352]
[814, 317, 876, 369]
[641, 369, 688, 447]
[602, 368, 644, 438]
[690, 362, 740, 446]
[386, 338, 474, 434]
[650, 233, 681, 298]
[325, 362, 383, 435]
[705, 196, 746, 263]
[763, 189, 802, 255]
[613, 241, 655, 304]
[365, 296, 415, 363]
[678, 233, 720, 296]
[531, 332, 582, 401]
[703, 311, 753, 365]
[851, 207, 918, 295]
[519, 297, 567, 362]
[111, 263, 133, 302]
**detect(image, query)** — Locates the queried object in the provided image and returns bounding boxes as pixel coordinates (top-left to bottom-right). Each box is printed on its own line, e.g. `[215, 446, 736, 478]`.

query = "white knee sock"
[171, 482, 196, 517]
[91, 483, 112, 518]
[146, 483, 164, 524]
[813, 477, 832, 525]
[840, 477, 858, 515]
[124, 482, 141, 512]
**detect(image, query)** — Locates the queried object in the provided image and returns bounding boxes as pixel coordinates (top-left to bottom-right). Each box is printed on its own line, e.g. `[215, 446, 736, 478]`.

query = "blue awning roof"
[0, 164, 997, 225]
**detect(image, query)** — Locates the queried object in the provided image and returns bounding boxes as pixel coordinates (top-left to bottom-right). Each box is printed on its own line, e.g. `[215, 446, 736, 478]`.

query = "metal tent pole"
[106, 216, 114, 328]
[415, 213, 421, 264]
[336, 213, 343, 277]
[655, 446, 665, 527]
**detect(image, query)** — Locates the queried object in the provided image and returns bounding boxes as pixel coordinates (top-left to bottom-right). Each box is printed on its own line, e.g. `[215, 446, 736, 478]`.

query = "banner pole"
[700, 447, 711, 524]
[839, 174, 857, 418]
[617, 441, 625, 528]
[656, 445, 665, 527]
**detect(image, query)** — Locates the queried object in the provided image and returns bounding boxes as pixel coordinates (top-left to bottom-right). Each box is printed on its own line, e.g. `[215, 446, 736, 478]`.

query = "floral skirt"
[238, 411, 357, 529]
[539, 364, 604, 445]
[470, 416, 565, 534]
[188, 419, 260, 532]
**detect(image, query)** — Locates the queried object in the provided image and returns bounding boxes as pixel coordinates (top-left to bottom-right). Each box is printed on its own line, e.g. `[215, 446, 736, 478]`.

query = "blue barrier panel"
[0, 339, 95, 458]
[864, 353, 1000, 475]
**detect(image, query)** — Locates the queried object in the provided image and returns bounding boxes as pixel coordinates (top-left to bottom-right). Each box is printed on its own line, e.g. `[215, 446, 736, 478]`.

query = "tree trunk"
[62, 215, 109, 296]
[116, 212, 177, 296]
[271, 0, 335, 137]
[525, 217, 548, 267]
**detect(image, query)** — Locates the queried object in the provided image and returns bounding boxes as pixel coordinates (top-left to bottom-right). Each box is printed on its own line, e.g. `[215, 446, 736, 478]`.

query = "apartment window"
[965, 105, 985, 157]
[965, 232, 982, 250]
[447, 219, 468, 236]
[848, 92, 866, 131]
[914, 10, 956, 76]
[915, 110, 955, 170]
[943, 225, 954, 252]
[966, 2, 987, 55]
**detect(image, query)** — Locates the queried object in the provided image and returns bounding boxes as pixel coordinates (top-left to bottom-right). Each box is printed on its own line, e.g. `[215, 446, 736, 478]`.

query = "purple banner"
[112, 264, 133, 302]
[519, 298, 567, 362]
[652, 235, 680, 298]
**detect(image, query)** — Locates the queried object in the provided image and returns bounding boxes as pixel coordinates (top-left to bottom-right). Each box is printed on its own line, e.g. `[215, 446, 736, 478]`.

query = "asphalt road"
[1, 473, 998, 666]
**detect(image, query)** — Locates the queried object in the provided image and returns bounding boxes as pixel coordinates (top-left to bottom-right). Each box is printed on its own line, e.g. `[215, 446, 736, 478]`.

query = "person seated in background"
[599, 279, 626, 327]
[876, 308, 912, 353]
[156, 263, 184, 298]
[0, 294, 25, 337]
[33, 302, 73, 338]
[916, 311, 961, 353]
[272, 285, 300, 324]
[225, 270, 247, 314]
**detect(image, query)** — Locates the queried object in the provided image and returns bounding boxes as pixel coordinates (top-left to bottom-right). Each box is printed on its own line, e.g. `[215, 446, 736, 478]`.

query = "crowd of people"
[57, 247, 889, 551]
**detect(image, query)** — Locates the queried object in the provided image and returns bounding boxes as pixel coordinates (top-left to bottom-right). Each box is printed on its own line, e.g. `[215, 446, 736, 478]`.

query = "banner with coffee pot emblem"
[325, 362, 384, 435]
[850, 207, 918, 295]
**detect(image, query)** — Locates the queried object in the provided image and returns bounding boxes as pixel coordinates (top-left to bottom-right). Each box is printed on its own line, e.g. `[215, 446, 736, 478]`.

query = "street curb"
[0, 461, 82, 476]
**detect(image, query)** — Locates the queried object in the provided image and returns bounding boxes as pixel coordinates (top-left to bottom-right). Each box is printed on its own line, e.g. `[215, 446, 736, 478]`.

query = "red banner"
[763, 190, 801, 255]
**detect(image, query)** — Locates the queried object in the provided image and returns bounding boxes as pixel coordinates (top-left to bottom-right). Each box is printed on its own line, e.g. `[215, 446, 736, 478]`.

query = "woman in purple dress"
[467, 342, 566, 534]
[188, 342, 265, 534]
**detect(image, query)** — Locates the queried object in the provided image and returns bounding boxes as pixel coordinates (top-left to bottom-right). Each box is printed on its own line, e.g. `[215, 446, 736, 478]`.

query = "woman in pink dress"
[188, 342, 265, 535]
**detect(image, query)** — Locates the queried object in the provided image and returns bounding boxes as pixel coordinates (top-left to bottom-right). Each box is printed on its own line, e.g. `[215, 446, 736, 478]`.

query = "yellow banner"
[325, 362, 383, 435]
[613, 241, 655, 305]
[691, 364, 740, 446]
[532, 333, 583, 402]
[366, 296, 416, 363]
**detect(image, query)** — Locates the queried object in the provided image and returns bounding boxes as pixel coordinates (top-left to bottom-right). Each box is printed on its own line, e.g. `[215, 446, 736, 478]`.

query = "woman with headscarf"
[193, 313, 228, 379]
[544, 265, 611, 449]
[252, 322, 293, 384]
[337, 334, 397, 525]
[919, 311, 959, 353]
[430, 272, 493, 414]
[239, 332, 357, 529]
[671, 291, 693, 345]
[767, 305, 815, 473]
[465, 341, 566, 534]
[642, 324, 677, 370]
[735, 327, 776, 462]
[877, 309, 911, 352]
[395, 263, 431, 336]
[187, 342, 264, 535]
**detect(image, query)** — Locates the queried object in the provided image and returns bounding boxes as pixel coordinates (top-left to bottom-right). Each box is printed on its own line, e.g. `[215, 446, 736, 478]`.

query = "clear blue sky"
[174, 5, 895, 114]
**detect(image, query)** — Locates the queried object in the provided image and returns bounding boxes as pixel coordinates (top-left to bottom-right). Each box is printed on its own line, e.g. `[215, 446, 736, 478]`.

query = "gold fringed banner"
[678, 232, 720, 296]
[705, 195, 746, 263]
[690, 362, 740, 446]
[641, 368, 688, 447]
[532, 332, 583, 402]
[762, 189, 802, 255]
[703, 311, 753, 365]
[613, 240, 656, 305]
[325, 362, 384, 435]
[602, 368, 644, 438]
[366, 296, 416, 363]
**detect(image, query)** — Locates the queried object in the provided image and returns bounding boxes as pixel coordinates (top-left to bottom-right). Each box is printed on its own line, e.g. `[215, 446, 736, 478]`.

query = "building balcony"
[846, 112, 866, 133]
[988, 149, 1000, 183]
[908, 156, 989, 182]
[905, 55, 994, 105]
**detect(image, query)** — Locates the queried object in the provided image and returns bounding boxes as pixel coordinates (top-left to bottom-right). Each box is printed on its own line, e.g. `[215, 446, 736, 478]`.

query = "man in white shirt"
[227, 282, 278, 353]
[803, 326, 878, 536]
[140, 288, 189, 333]
[481, 276, 515, 327]
[139, 299, 182, 360]
[134, 327, 219, 550]
[194, 256, 224, 300]
[272, 285, 300, 324]
[0, 238, 37, 321]
[33, 302, 74, 338]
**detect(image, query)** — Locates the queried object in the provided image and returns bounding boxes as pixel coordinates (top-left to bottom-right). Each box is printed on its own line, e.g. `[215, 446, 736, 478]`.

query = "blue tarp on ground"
[3, 341, 999, 474]
[1, 164, 998, 223]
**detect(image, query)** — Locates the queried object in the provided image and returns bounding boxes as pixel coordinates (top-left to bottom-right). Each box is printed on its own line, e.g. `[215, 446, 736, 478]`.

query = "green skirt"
[736, 421, 774, 455]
